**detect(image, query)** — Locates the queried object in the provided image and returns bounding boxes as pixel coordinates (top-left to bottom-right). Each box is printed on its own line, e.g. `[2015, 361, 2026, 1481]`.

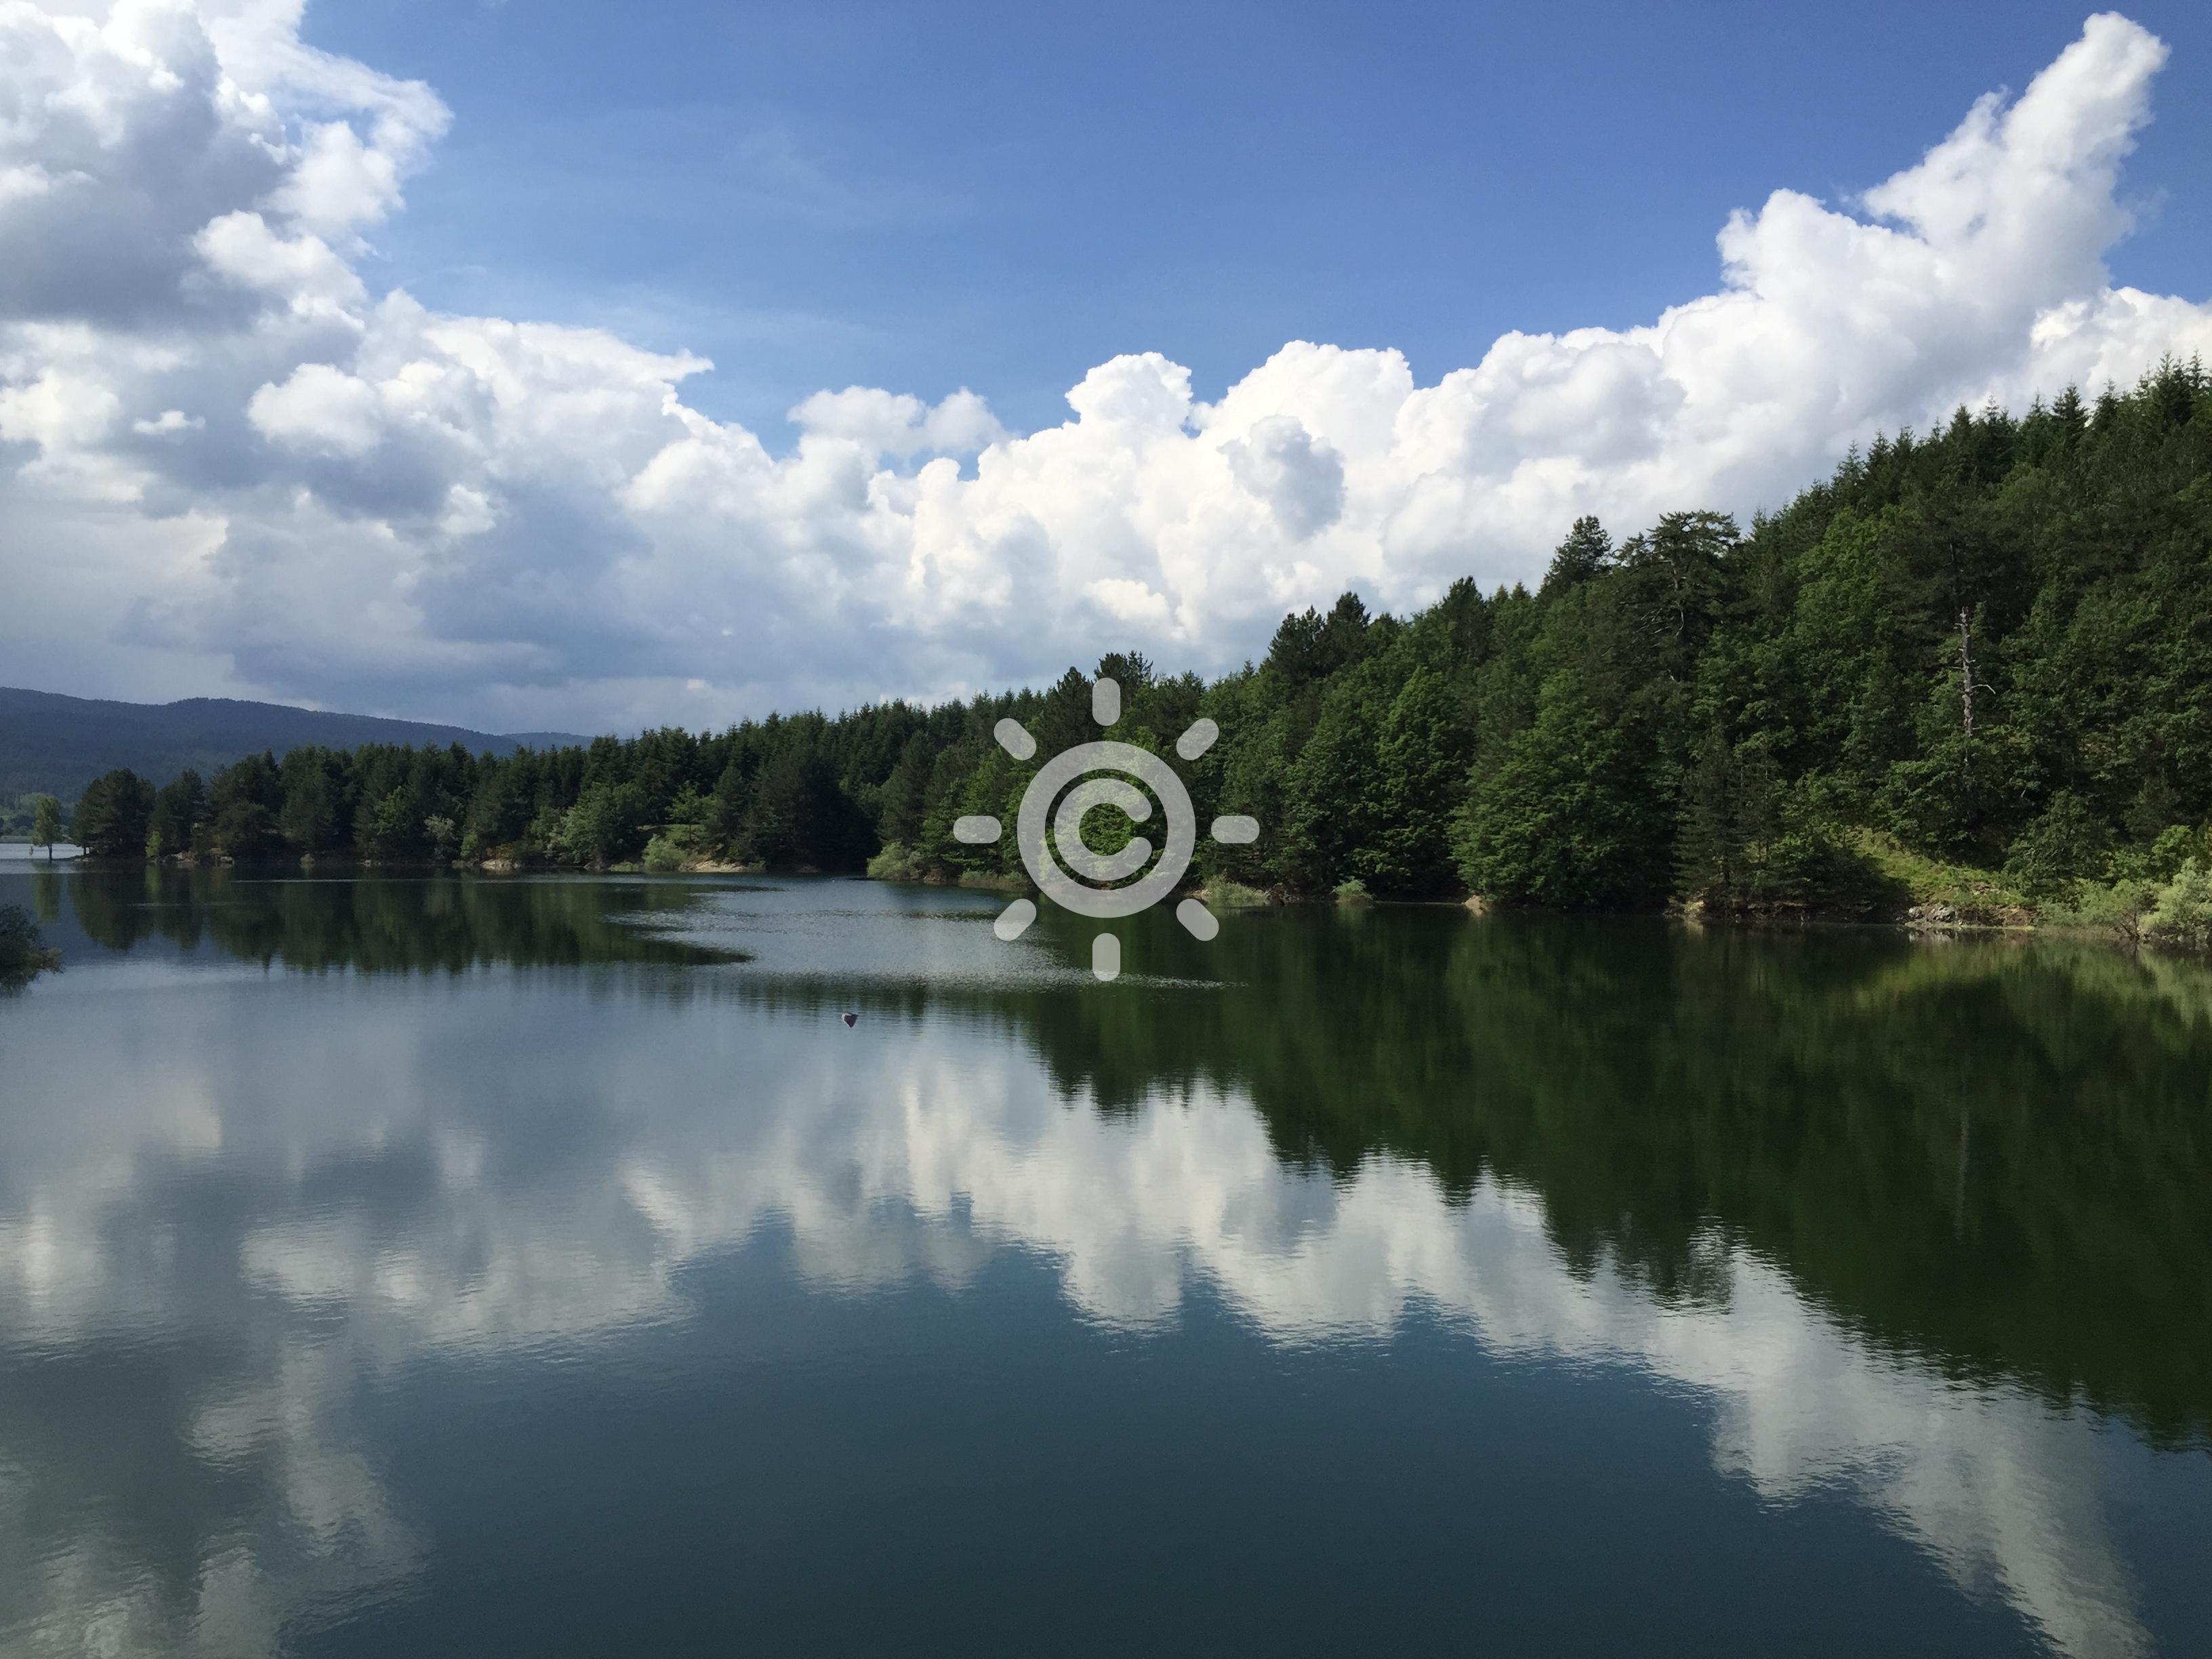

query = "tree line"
[50, 362, 2212, 930]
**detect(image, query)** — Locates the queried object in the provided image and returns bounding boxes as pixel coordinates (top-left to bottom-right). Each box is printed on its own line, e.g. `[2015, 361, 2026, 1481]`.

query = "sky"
[3, 1, 2211, 733]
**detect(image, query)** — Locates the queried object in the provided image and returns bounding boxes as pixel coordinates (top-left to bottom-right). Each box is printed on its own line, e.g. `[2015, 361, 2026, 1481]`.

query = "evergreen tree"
[1539, 515, 1612, 598]
[279, 751, 344, 853]
[741, 742, 857, 869]
[73, 769, 155, 857]
[1453, 674, 1663, 909]
[1363, 667, 1462, 895]
[149, 770, 205, 857]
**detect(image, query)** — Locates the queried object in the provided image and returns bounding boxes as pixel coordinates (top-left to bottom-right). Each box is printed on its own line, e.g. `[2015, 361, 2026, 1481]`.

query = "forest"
[39, 362, 2212, 937]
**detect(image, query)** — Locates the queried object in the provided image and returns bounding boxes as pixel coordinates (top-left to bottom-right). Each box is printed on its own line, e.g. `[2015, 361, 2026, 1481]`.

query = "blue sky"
[312, 1, 2212, 437]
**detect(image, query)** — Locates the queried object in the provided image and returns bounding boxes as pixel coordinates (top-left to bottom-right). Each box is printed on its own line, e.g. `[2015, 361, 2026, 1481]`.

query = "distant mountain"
[0, 687, 590, 806]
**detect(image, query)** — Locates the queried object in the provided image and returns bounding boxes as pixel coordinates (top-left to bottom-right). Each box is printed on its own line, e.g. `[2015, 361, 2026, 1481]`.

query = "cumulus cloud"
[131, 407, 203, 435]
[0, 5, 2209, 728]
[787, 384, 1006, 457]
[247, 360, 381, 453]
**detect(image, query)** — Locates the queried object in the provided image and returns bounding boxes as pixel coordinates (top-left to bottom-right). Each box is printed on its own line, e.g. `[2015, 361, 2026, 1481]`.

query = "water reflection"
[53, 867, 747, 972]
[0, 872, 2205, 1656]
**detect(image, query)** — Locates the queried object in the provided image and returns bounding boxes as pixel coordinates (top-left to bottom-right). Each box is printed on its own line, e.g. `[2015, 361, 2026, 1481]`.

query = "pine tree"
[73, 770, 155, 857]
[1452, 674, 1662, 909]
[1540, 516, 1612, 598]
[1363, 667, 1463, 896]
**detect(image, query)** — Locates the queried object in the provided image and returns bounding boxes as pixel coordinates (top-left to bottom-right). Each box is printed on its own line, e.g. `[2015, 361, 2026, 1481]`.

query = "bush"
[643, 823, 712, 872]
[2003, 790, 2108, 897]
[866, 841, 926, 882]
[1202, 878, 1273, 908]
[0, 904, 58, 987]
[2108, 823, 2209, 886]
[1333, 878, 1373, 904]
[2053, 855, 2212, 949]
[556, 781, 647, 866]
[2144, 857, 2212, 951]
[2041, 878, 2159, 943]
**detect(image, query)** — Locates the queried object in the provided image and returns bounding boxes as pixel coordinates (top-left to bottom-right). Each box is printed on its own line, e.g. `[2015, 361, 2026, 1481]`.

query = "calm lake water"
[2, 867, 2208, 1657]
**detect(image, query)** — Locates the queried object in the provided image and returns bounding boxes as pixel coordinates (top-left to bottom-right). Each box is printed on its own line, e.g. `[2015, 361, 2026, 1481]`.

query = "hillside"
[0, 688, 584, 811]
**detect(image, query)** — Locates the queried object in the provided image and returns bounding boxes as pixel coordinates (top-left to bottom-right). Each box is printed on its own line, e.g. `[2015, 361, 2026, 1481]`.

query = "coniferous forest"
[49, 365, 2212, 941]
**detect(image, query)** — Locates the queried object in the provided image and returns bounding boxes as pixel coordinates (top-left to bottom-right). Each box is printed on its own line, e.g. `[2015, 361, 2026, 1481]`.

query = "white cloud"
[787, 384, 1006, 457]
[195, 209, 367, 318]
[436, 481, 495, 537]
[0, 366, 120, 453]
[247, 361, 382, 453]
[0, 5, 2208, 728]
[131, 407, 203, 435]
[264, 117, 405, 234]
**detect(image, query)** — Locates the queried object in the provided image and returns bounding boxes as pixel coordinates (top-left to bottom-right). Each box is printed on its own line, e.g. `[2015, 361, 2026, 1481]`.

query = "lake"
[2, 867, 2208, 1657]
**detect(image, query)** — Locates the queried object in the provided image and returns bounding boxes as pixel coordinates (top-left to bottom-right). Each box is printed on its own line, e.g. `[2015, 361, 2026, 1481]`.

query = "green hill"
[0, 687, 586, 816]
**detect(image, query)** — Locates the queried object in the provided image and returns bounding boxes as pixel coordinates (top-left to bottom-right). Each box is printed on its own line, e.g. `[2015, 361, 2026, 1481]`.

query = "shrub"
[866, 841, 926, 882]
[1202, 878, 1273, 908]
[2144, 857, 2212, 951]
[2003, 790, 2108, 897]
[643, 823, 712, 872]
[2041, 878, 2158, 943]
[0, 904, 58, 987]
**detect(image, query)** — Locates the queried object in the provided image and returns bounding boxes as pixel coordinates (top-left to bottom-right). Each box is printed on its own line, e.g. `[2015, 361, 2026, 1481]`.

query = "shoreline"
[26, 855, 2201, 956]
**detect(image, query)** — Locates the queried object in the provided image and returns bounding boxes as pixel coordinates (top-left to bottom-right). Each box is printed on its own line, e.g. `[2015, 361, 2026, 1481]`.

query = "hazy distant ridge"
[0, 687, 588, 805]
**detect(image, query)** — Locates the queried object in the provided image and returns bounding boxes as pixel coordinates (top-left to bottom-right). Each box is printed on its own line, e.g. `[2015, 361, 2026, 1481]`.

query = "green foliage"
[72, 769, 155, 857]
[0, 902, 59, 987]
[558, 781, 647, 867]
[208, 752, 283, 859]
[149, 769, 205, 857]
[642, 823, 714, 872]
[2143, 857, 2212, 951]
[2042, 876, 2161, 942]
[738, 739, 867, 869]
[43, 363, 2212, 910]
[279, 749, 342, 852]
[1361, 666, 1462, 895]
[1453, 674, 1664, 908]
[1843, 830, 2031, 922]
[1201, 878, 1273, 907]
[2003, 790, 2109, 897]
[1674, 739, 1839, 912]
[29, 794, 62, 855]
[956, 869, 1029, 892]
[1538, 514, 1612, 598]
[866, 842, 926, 882]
